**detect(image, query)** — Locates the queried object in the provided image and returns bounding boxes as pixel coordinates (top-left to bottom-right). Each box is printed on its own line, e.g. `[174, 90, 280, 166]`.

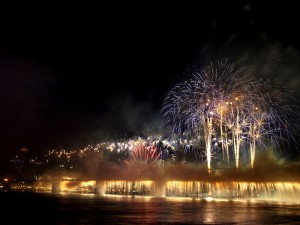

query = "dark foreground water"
[2, 192, 300, 225]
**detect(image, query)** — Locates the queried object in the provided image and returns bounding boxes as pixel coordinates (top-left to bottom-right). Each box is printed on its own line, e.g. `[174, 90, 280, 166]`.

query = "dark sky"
[1, 1, 300, 174]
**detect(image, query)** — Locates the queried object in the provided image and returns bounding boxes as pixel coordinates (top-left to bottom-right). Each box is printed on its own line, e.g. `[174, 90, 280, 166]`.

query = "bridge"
[5, 178, 300, 201]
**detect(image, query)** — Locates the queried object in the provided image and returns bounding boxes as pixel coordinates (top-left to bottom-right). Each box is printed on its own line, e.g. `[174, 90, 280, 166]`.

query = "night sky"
[1, 1, 300, 175]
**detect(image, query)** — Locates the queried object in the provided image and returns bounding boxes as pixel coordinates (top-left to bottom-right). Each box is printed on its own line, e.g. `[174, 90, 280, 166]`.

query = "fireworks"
[161, 60, 300, 170]
[34, 60, 300, 181]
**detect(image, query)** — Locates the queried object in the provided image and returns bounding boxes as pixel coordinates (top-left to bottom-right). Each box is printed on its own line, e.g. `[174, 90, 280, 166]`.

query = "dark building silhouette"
[9, 147, 44, 181]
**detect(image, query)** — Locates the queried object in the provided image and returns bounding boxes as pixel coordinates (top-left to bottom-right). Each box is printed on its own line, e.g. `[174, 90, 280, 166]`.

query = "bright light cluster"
[161, 61, 300, 170]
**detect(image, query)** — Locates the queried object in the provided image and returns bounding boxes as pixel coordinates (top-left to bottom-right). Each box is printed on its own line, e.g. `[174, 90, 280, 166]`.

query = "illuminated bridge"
[27, 178, 300, 200]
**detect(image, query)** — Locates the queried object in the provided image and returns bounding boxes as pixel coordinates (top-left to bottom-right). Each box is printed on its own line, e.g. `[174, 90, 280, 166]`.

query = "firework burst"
[161, 60, 300, 171]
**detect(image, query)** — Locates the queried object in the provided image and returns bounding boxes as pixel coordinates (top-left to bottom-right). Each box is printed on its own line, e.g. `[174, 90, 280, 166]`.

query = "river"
[2, 192, 300, 224]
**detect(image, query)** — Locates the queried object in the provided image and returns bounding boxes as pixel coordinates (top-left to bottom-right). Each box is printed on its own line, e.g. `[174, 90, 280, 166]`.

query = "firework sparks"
[161, 60, 300, 171]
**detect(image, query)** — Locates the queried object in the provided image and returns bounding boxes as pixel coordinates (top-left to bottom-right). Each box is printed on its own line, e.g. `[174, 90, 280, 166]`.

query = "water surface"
[2, 192, 300, 224]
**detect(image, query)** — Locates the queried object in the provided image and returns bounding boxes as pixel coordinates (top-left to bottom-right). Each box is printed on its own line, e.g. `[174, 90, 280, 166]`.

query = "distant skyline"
[1, 1, 300, 175]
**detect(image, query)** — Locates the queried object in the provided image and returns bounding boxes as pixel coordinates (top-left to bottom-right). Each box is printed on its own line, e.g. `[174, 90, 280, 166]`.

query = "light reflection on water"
[3, 192, 300, 224]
